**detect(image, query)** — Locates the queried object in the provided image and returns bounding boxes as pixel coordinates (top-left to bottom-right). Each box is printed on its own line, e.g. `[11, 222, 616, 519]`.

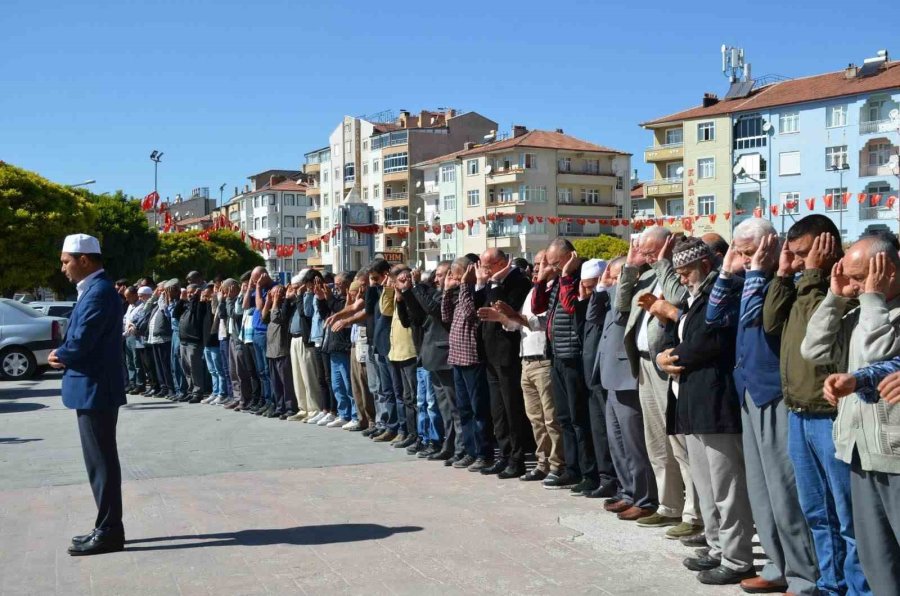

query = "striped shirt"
[442, 283, 480, 366]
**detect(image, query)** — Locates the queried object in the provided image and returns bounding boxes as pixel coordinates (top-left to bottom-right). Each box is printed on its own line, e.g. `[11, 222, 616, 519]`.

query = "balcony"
[418, 239, 440, 252]
[383, 169, 409, 183]
[306, 229, 321, 239]
[644, 143, 684, 162]
[860, 163, 898, 177]
[485, 166, 525, 185]
[306, 205, 321, 218]
[557, 170, 617, 186]
[860, 206, 896, 221]
[383, 192, 409, 203]
[383, 219, 410, 229]
[307, 254, 323, 267]
[644, 178, 683, 197]
[860, 119, 898, 135]
[306, 185, 320, 196]
[304, 162, 321, 174]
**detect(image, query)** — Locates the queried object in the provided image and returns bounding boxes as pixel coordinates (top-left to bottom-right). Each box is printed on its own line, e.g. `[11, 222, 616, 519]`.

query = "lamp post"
[68, 179, 96, 188]
[150, 150, 164, 229]
[828, 159, 850, 237]
[219, 183, 226, 208]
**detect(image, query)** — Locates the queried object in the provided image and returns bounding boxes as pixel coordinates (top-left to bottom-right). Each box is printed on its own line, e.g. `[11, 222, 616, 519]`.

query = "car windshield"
[0, 298, 43, 318]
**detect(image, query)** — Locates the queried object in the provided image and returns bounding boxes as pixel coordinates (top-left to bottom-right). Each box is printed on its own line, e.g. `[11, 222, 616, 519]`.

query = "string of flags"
[145, 190, 900, 255]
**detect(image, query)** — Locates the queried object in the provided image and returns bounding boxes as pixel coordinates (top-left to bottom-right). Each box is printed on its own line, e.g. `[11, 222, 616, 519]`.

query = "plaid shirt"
[853, 356, 900, 404]
[442, 283, 480, 366]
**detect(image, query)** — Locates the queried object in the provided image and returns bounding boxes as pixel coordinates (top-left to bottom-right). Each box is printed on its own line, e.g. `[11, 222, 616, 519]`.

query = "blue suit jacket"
[56, 272, 127, 410]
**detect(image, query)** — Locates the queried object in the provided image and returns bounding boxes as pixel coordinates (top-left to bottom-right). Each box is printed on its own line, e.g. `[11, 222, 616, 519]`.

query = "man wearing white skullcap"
[51, 234, 127, 556]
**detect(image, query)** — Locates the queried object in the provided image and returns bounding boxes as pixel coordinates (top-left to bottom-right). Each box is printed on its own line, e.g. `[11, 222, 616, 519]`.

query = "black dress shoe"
[67, 533, 125, 556]
[452, 455, 476, 469]
[697, 566, 756, 585]
[428, 449, 454, 461]
[570, 478, 599, 495]
[584, 480, 618, 499]
[71, 529, 97, 545]
[683, 554, 722, 572]
[396, 435, 417, 449]
[406, 438, 424, 455]
[417, 443, 437, 458]
[520, 469, 548, 482]
[498, 464, 526, 479]
[480, 459, 508, 475]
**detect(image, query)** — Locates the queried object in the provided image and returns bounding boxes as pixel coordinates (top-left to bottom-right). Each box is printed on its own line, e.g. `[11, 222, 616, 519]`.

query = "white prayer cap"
[62, 233, 101, 255]
[581, 258, 607, 280]
[137, 286, 153, 296]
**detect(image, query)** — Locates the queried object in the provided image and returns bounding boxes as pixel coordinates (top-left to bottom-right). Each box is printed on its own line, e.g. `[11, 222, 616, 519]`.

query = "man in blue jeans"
[244, 266, 273, 414]
[166, 282, 187, 399]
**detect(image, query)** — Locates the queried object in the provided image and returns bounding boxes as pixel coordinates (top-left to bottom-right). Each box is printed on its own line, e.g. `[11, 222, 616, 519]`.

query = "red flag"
[870, 194, 882, 207]
[466, 219, 474, 229]
[824, 194, 834, 209]
[842, 192, 851, 206]
[599, 219, 608, 225]
[805, 197, 816, 211]
[610, 219, 619, 226]
[858, 192, 868, 205]
[432, 224, 441, 235]
[444, 224, 453, 235]
[536, 216, 544, 223]
[576, 218, 586, 225]
[515, 214, 525, 223]
[709, 214, 717, 223]
[668, 217, 676, 225]
[771, 205, 779, 216]
[724, 212, 731, 221]
[456, 222, 465, 230]
[527, 215, 535, 224]
[321, 233, 330, 244]
[888, 196, 898, 209]
[548, 217, 559, 225]
[753, 207, 762, 218]
[298, 242, 307, 252]
[397, 227, 408, 237]
[487, 213, 496, 221]
[478, 215, 486, 225]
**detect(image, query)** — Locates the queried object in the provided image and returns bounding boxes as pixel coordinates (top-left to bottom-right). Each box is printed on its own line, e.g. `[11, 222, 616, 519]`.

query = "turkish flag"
[805, 197, 816, 211]
[487, 213, 496, 221]
[724, 212, 731, 221]
[709, 214, 717, 223]
[444, 224, 453, 234]
[599, 219, 608, 225]
[771, 205, 779, 216]
[668, 217, 676, 225]
[753, 207, 762, 218]
[610, 219, 619, 226]
[842, 192, 851, 206]
[536, 216, 544, 223]
[576, 218, 585, 225]
[515, 214, 525, 223]
[887, 196, 898, 209]
[456, 222, 465, 230]
[871, 194, 882, 207]
[527, 215, 535, 224]
[824, 194, 834, 209]
[858, 192, 868, 205]
[432, 224, 441, 235]
[298, 242, 307, 252]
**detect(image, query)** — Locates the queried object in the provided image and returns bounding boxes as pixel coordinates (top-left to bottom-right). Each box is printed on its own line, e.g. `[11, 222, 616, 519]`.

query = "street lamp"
[68, 179, 96, 188]
[150, 150, 164, 229]
[828, 158, 850, 237]
[733, 164, 763, 212]
[219, 183, 226, 207]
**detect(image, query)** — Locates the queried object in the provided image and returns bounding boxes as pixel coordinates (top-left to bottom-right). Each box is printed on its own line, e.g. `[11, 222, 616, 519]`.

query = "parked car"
[29, 301, 77, 318]
[0, 298, 68, 380]
[12, 293, 36, 303]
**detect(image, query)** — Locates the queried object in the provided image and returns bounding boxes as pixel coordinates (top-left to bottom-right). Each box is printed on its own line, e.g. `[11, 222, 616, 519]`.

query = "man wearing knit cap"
[50, 234, 127, 556]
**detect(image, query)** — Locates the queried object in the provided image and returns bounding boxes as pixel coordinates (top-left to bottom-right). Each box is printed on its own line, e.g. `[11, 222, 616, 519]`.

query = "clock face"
[347, 204, 373, 224]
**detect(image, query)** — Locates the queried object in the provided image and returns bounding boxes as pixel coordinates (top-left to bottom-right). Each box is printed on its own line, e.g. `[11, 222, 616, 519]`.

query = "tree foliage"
[573, 235, 630, 260]
[150, 230, 263, 281]
[85, 191, 158, 282]
[0, 162, 97, 295]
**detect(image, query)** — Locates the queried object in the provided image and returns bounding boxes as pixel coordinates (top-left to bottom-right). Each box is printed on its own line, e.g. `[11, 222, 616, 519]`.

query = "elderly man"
[800, 235, 900, 596]
[763, 215, 860, 595]
[244, 266, 275, 413]
[616, 226, 701, 537]
[142, 283, 175, 399]
[706, 218, 818, 595]
[50, 234, 126, 556]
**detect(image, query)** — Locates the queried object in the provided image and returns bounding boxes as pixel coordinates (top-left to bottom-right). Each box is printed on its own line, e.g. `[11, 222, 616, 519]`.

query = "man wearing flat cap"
[49, 234, 127, 556]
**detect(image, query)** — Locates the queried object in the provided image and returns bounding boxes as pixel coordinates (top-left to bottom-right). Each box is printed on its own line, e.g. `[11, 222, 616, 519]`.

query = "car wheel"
[0, 347, 37, 380]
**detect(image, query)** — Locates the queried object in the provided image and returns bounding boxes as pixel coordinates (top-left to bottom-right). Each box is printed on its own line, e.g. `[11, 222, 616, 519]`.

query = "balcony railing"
[384, 219, 409, 228]
[652, 176, 683, 185]
[557, 167, 617, 176]
[418, 240, 440, 251]
[860, 206, 897, 221]
[860, 163, 898, 177]
[384, 192, 408, 201]
[860, 119, 898, 134]
[645, 142, 684, 152]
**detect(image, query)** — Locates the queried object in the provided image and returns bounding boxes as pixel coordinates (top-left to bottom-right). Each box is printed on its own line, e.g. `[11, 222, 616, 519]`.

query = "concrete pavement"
[0, 373, 746, 595]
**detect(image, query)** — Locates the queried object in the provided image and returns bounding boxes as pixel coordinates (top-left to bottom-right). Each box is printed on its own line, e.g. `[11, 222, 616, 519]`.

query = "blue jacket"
[706, 271, 781, 407]
[56, 272, 127, 410]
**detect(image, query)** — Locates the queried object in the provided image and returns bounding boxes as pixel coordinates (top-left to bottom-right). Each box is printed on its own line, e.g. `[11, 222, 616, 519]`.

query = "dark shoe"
[445, 453, 464, 467]
[188, 395, 203, 404]
[428, 449, 453, 461]
[142, 389, 155, 397]
[224, 400, 240, 410]
[542, 472, 580, 490]
[680, 532, 708, 548]
[373, 432, 397, 443]
[71, 529, 97, 545]
[468, 457, 493, 472]
[479, 459, 508, 475]
[417, 443, 438, 458]
[362, 427, 380, 437]
[683, 553, 722, 572]
[265, 407, 278, 418]
[406, 438, 424, 455]
[604, 499, 633, 513]
[739, 576, 788, 593]
[498, 464, 526, 479]
[520, 469, 548, 482]
[584, 480, 618, 499]
[395, 435, 417, 449]
[698, 566, 756, 585]
[67, 533, 125, 556]
[617, 506, 656, 521]
[570, 478, 599, 495]
[452, 455, 476, 469]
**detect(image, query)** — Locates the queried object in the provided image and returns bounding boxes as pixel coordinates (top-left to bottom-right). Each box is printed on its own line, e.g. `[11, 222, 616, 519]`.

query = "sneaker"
[201, 395, 217, 404]
[570, 478, 599, 495]
[306, 412, 325, 424]
[665, 521, 704, 539]
[326, 417, 349, 428]
[636, 512, 682, 528]
[286, 412, 307, 421]
[697, 566, 756, 585]
[683, 552, 722, 572]
[342, 420, 361, 431]
[543, 473, 579, 490]
[212, 395, 228, 405]
[373, 431, 397, 443]
[467, 457, 492, 472]
[520, 469, 548, 482]
[317, 413, 336, 426]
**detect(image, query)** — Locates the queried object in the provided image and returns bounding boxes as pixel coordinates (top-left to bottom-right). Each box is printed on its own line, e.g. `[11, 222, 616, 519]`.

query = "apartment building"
[641, 49, 900, 240]
[414, 127, 632, 263]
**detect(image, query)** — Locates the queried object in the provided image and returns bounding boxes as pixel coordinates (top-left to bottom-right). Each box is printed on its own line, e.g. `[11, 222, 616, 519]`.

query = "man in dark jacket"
[318, 272, 356, 427]
[532, 238, 599, 494]
[173, 283, 208, 403]
[262, 285, 298, 419]
[475, 248, 534, 478]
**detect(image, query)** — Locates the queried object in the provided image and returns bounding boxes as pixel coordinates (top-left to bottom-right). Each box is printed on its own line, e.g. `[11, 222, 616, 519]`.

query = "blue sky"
[0, 0, 882, 203]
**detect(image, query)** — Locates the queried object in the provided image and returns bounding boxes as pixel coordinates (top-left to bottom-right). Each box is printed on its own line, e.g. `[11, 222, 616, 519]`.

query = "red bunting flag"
[536, 216, 544, 223]
[478, 216, 486, 224]
[432, 224, 441, 235]
[321, 234, 330, 244]
[771, 205, 779, 216]
[842, 192, 852, 206]
[140, 191, 160, 211]
[724, 212, 731, 221]
[870, 194, 882, 207]
[610, 219, 619, 226]
[527, 215, 535, 224]
[444, 224, 453, 235]
[298, 242, 307, 252]
[709, 214, 717, 223]
[576, 218, 586, 225]
[487, 213, 496, 221]
[397, 227, 408, 237]
[753, 207, 762, 218]
[548, 217, 558, 224]
[515, 214, 525, 223]
[858, 192, 868, 205]
[824, 194, 834, 209]
[588, 218, 597, 224]
[888, 196, 898, 209]
[456, 222, 465, 230]
[668, 217, 676, 225]
[805, 197, 815, 211]
[466, 219, 474, 229]
[599, 219, 608, 225]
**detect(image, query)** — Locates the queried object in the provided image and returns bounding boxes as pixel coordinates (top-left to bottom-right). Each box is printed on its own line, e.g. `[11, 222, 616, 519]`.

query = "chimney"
[702, 93, 719, 107]
[555, 128, 564, 134]
[513, 125, 528, 138]
[845, 63, 859, 78]
[446, 108, 457, 119]
[233, 186, 238, 197]
[270, 175, 286, 186]
[463, 142, 475, 150]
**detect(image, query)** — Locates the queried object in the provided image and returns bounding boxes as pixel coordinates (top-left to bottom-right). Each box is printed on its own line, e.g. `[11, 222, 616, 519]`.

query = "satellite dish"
[889, 155, 900, 169]
[762, 121, 772, 133]
[416, 207, 423, 215]
[485, 165, 493, 174]
[415, 181, 421, 188]
[675, 166, 684, 177]
[890, 108, 900, 121]
[418, 260, 424, 267]
[401, 240, 408, 248]
[732, 164, 746, 177]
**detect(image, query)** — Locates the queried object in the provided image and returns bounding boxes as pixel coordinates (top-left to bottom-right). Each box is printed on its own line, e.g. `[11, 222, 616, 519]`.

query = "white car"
[29, 301, 77, 318]
[0, 298, 68, 380]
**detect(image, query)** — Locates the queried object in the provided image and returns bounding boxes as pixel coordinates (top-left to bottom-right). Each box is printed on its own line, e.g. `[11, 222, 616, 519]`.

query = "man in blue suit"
[49, 234, 127, 556]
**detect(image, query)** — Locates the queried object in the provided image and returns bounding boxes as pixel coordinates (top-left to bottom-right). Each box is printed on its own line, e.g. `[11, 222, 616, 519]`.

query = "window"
[666, 199, 684, 217]
[363, 187, 369, 201]
[557, 187, 573, 203]
[666, 162, 683, 179]
[825, 145, 848, 169]
[440, 165, 456, 183]
[522, 153, 537, 169]
[362, 162, 369, 175]
[467, 221, 482, 236]
[254, 217, 260, 230]
[520, 186, 547, 202]
[827, 104, 848, 128]
[734, 116, 766, 149]
[284, 237, 294, 247]
[383, 152, 408, 173]
[584, 159, 600, 174]
[373, 184, 380, 199]
[869, 142, 892, 166]
[467, 190, 480, 207]
[283, 193, 294, 206]
[362, 140, 368, 150]
[323, 192, 329, 204]
[443, 194, 456, 211]
[466, 159, 479, 175]
[267, 194, 276, 206]
[698, 195, 716, 216]
[322, 171, 328, 183]
[440, 252, 457, 261]
[780, 192, 800, 215]
[665, 128, 683, 145]
[824, 187, 847, 212]
[779, 151, 801, 176]
[615, 205, 624, 218]
[779, 111, 799, 134]
[616, 176, 624, 190]
[372, 159, 380, 173]
[344, 162, 355, 180]
[697, 157, 715, 179]
[580, 188, 600, 205]
[558, 157, 571, 172]
[498, 187, 514, 203]
[697, 121, 715, 141]
[261, 216, 268, 229]
[283, 215, 295, 228]
[334, 168, 339, 180]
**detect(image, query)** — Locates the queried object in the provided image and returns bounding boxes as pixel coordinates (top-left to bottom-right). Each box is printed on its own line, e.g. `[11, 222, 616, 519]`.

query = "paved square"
[0, 373, 745, 595]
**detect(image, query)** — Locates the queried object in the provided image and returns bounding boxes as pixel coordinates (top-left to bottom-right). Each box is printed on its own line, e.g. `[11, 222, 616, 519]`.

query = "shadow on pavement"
[0, 437, 43, 444]
[125, 524, 424, 551]
[0, 388, 59, 400]
[122, 404, 179, 410]
[0, 402, 48, 414]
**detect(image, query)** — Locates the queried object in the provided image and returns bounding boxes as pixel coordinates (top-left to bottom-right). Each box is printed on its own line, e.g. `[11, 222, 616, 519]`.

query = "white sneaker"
[201, 395, 216, 404]
[212, 395, 227, 405]
[342, 420, 361, 431]
[327, 417, 349, 428]
[306, 411, 324, 424]
[317, 413, 336, 426]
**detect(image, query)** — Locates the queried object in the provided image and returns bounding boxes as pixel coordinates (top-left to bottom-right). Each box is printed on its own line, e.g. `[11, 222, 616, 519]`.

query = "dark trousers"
[587, 386, 618, 486]
[219, 338, 233, 398]
[432, 368, 463, 456]
[314, 347, 335, 412]
[851, 452, 900, 596]
[180, 341, 207, 396]
[390, 358, 418, 437]
[452, 364, 492, 459]
[235, 341, 260, 406]
[151, 342, 174, 394]
[268, 356, 297, 416]
[551, 357, 598, 481]
[485, 360, 533, 466]
[137, 347, 157, 390]
[76, 408, 123, 535]
[607, 389, 657, 509]
[375, 354, 400, 432]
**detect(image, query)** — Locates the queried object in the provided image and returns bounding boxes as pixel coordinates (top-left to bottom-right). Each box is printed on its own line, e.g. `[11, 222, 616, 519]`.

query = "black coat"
[366, 285, 391, 358]
[663, 285, 741, 436]
[475, 267, 532, 367]
[318, 294, 351, 353]
[399, 283, 450, 373]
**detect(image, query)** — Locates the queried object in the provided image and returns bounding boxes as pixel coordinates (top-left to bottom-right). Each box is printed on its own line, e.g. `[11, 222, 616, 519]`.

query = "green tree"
[0, 162, 97, 296]
[84, 190, 158, 282]
[573, 234, 630, 260]
[150, 230, 263, 281]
